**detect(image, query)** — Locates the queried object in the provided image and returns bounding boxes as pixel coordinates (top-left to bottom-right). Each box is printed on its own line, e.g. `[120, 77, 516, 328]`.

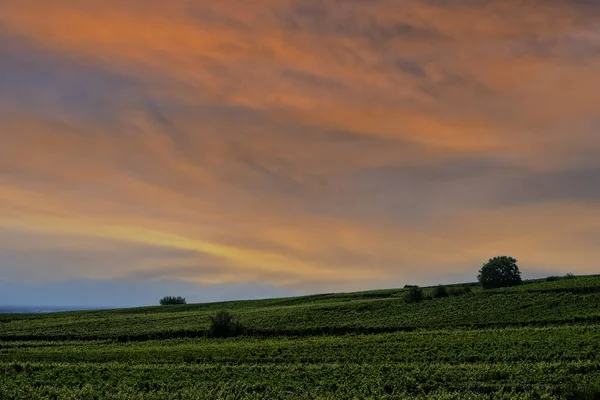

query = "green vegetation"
[1, 275, 600, 398]
[159, 296, 186, 305]
[433, 285, 449, 298]
[208, 310, 245, 338]
[478, 255, 522, 289]
[404, 285, 425, 303]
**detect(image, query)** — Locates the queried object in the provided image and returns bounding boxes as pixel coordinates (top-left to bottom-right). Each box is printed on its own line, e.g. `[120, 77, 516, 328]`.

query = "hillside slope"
[1, 275, 599, 399]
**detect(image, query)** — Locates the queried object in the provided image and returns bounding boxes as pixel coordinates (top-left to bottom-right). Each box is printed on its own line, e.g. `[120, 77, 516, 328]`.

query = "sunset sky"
[1, 0, 599, 306]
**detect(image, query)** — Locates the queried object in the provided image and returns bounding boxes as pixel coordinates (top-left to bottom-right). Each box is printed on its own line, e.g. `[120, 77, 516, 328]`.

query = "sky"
[1, 0, 599, 307]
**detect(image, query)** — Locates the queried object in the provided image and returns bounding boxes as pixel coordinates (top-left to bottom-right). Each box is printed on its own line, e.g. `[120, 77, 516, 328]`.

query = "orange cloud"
[0, 0, 599, 290]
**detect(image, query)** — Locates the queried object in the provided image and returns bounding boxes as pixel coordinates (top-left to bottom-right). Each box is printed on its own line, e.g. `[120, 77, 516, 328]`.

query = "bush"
[478, 256, 522, 289]
[159, 296, 186, 305]
[404, 286, 425, 303]
[208, 311, 245, 338]
[565, 273, 575, 279]
[546, 276, 559, 282]
[446, 286, 471, 297]
[432, 285, 449, 298]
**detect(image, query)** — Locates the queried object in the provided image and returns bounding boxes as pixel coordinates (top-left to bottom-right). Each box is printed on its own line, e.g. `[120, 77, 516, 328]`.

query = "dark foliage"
[447, 286, 472, 297]
[478, 256, 522, 289]
[546, 276, 559, 282]
[208, 310, 245, 338]
[433, 285, 449, 298]
[159, 296, 186, 306]
[404, 286, 425, 303]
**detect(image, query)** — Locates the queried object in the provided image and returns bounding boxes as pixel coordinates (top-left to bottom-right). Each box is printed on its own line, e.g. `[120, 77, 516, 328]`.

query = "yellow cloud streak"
[0, 184, 376, 285]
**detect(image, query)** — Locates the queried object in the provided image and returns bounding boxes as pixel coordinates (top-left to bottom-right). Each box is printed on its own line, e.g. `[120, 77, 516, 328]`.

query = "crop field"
[1, 275, 600, 399]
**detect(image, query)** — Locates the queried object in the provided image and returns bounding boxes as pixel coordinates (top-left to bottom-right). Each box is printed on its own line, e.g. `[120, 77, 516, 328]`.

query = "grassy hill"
[1, 275, 600, 399]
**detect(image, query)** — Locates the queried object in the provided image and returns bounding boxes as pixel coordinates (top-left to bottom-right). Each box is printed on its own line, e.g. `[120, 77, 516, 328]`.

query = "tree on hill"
[159, 296, 187, 305]
[478, 256, 522, 289]
[404, 286, 425, 303]
[433, 285, 449, 298]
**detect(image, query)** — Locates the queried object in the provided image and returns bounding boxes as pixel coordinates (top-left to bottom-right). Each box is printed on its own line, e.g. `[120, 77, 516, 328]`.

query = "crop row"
[1, 361, 599, 399]
[1, 326, 599, 365]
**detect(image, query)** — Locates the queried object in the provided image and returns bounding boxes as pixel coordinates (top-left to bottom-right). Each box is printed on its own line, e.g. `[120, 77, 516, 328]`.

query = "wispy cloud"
[0, 0, 599, 293]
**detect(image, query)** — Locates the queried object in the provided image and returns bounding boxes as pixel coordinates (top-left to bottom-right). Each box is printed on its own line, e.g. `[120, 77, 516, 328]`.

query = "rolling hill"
[1, 275, 599, 399]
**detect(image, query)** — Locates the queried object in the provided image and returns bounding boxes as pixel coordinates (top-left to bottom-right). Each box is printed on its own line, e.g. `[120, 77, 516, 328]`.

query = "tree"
[404, 286, 425, 303]
[159, 296, 186, 305]
[478, 256, 522, 289]
[208, 310, 245, 338]
[433, 285, 449, 298]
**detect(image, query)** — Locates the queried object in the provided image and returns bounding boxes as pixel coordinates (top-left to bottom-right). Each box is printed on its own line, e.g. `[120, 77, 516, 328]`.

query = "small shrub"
[208, 310, 245, 338]
[565, 273, 575, 279]
[404, 286, 425, 303]
[403, 285, 418, 289]
[447, 286, 472, 297]
[159, 296, 186, 306]
[433, 285, 449, 298]
[546, 276, 559, 282]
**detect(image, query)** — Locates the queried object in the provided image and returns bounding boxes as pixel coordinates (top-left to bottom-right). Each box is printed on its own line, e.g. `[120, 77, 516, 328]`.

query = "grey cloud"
[421, 0, 499, 7]
[0, 32, 140, 123]
[419, 71, 515, 120]
[0, 237, 204, 284]
[235, 154, 310, 194]
[284, 157, 524, 224]
[509, 36, 600, 63]
[339, 159, 600, 220]
[421, 71, 496, 99]
[281, 69, 345, 91]
[280, 1, 445, 44]
[221, 125, 422, 197]
[186, 4, 250, 30]
[424, 0, 600, 18]
[395, 58, 427, 77]
[551, 0, 600, 12]
[496, 167, 600, 207]
[346, 157, 526, 191]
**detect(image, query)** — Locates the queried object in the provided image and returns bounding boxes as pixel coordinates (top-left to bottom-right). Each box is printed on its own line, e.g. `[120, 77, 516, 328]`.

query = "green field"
[1, 275, 600, 399]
